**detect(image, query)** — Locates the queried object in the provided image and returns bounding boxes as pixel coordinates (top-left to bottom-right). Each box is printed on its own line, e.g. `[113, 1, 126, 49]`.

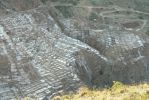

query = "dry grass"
[53, 81, 149, 100]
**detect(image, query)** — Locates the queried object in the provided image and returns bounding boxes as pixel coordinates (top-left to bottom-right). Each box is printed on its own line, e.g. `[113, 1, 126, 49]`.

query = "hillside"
[0, 0, 149, 99]
[53, 82, 149, 100]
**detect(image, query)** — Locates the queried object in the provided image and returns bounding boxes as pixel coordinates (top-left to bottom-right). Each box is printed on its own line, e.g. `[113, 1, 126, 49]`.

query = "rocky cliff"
[0, 0, 149, 99]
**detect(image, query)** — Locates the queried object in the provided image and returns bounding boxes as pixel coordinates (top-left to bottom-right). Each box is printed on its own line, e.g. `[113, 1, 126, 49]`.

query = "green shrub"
[90, 0, 99, 5]
[89, 12, 98, 21]
[41, 0, 48, 4]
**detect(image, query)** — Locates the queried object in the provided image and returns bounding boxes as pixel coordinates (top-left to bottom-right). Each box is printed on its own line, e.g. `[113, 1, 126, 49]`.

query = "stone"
[0, 0, 148, 99]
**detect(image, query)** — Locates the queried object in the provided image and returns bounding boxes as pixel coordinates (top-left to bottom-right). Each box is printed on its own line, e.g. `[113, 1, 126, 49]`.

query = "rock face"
[0, 0, 149, 99]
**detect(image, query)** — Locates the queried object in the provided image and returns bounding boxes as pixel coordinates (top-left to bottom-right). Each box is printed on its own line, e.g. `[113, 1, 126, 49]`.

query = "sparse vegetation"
[55, 6, 74, 18]
[89, 12, 98, 21]
[41, 0, 48, 4]
[146, 29, 149, 36]
[90, 0, 100, 5]
[53, 81, 149, 100]
[51, 0, 80, 5]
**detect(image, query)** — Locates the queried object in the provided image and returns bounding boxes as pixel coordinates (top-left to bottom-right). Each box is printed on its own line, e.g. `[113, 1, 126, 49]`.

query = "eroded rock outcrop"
[0, 6, 109, 99]
[0, 0, 149, 99]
